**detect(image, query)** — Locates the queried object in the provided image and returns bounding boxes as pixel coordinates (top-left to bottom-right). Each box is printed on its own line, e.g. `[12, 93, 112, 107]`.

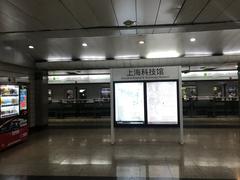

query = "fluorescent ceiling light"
[146, 51, 180, 58]
[28, 45, 34, 49]
[138, 40, 145, 44]
[82, 43, 88, 47]
[81, 56, 106, 60]
[114, 55, 140, 60]
[223, 50, 240, 55]
[47, 57, 72, 62]
[190, 38, 196, 42]
[185, 52, 212, 57]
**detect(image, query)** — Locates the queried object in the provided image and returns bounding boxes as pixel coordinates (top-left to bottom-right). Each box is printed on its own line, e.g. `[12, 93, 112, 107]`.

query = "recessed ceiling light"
[28, 45, 34, 49]
[82, 43, 88, 47]
[190, 38, 196, 42]
[139, 40, 145, 44]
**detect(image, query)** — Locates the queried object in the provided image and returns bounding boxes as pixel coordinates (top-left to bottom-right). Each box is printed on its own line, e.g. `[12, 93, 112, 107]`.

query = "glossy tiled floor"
[0, 127, 240, 180]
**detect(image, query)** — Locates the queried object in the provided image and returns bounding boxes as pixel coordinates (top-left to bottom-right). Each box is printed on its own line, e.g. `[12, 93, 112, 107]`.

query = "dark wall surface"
[48, 83, 110, 100]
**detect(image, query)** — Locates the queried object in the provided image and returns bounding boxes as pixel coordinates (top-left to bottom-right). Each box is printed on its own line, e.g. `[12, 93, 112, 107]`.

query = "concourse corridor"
[0, 128, 239, 179]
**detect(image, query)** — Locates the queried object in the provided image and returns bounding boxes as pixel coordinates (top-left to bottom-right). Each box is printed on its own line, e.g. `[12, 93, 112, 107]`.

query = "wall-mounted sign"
[111, 66, 180, 81]
[112, 66, 180, 126]
[147, 81, 178, 124]
[182, 71, 237, 81]
[115, 82, 144, 124]
[48, 74, 110, 84]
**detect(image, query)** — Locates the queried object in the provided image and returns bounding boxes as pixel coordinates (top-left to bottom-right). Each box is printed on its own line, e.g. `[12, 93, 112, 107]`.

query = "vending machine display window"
[0, 85, 19, 118]
[0, 84, 29, 151]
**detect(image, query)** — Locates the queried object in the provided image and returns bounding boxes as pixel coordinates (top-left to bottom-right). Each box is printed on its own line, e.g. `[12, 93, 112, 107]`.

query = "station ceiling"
[0, 0, 240, 68]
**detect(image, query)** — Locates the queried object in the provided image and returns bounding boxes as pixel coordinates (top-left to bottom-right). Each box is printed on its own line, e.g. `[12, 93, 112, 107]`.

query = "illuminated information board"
[115, 82, 144, 124]
[147, 81, 178, 124]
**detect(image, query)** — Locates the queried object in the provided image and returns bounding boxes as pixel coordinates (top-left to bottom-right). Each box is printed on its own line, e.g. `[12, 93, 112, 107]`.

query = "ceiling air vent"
[123, 20, 135, 27]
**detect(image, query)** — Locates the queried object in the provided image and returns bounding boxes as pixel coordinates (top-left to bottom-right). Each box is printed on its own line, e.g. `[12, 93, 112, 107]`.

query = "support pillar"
[238, 64, 240, 117]
[179, 66, 184, 145]
[110, 71, 115, 144]
[35, 71, 48, 127]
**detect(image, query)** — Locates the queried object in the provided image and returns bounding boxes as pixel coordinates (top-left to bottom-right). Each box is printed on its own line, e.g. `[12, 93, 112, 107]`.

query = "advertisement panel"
[147, 81, 178, 124]
[20, 87, 27, 110]
[115, 82, 144, 124]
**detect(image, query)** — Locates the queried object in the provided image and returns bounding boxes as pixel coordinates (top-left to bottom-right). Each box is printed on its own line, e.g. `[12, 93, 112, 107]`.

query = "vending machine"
[0, 84, 28, 150]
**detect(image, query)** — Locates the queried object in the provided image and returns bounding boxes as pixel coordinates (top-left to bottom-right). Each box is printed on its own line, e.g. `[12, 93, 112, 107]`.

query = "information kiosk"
[110, 66, 183, 144]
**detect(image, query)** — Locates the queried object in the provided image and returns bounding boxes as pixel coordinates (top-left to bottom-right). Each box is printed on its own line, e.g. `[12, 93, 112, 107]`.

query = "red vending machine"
[0, 84, 28, 150]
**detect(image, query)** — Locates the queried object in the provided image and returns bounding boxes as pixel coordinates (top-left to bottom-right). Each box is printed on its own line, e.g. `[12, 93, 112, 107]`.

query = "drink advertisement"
[20, 87, 27, 111]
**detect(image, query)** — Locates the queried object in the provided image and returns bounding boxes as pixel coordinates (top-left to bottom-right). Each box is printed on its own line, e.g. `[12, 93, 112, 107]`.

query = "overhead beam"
[36, 55, 240, 70]
[1, 21, 240, 40]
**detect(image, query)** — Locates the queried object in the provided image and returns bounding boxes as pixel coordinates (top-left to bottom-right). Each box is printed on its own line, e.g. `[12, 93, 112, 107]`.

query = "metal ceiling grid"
[194, 0, 234, 23]
[0, 0, 239, 34]
[3, 29, 240, 62]
[7, 0, 80, 29]
[216, 0, 240, 22]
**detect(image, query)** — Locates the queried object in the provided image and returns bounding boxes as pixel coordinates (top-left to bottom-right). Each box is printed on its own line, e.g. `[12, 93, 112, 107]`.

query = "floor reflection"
[0, 128, 239, 179]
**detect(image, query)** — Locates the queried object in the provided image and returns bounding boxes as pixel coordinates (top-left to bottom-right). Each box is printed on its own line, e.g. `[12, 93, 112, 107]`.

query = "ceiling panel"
[0, 12, 27, 32]
[137, 29, 155, 35]
[4, 26, 240, 64]
[153, 0, 184, 34]
[86, 29, 120, 37]
[153, 28, 171, 34]
[112, 0, 136, 34]
[86, 0, 118, 26]
[136, 0, 160, 25]
[112, 0, 136, 26]
[216, 0, 240, 22]
[120, 29, 137, 35]
[136, 0, 160, 34]
[0, 41, 34, 67]
[8, 0, 80, 29]
[195, 0, 234, 23]
[11, 29, 240, 62]
[155, 0, 184, 24]
[175, 0, 209, 23]
[0, 0, 44, 32]
[60, 0, 98, 27]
